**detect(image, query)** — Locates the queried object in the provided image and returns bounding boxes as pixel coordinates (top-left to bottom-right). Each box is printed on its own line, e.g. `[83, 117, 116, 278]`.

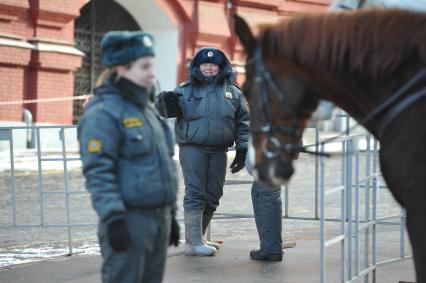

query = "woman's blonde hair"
[95, 60, 135, 87]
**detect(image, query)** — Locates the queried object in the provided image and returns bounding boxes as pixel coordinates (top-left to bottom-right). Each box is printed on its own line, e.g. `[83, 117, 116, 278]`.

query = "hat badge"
[143, 36, 153, 47]
[207, 51, 214, 57]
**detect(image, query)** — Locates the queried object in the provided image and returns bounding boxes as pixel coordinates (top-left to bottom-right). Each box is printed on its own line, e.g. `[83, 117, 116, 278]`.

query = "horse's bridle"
[247, 42, 305, 159]
[247, 39, 426, 157]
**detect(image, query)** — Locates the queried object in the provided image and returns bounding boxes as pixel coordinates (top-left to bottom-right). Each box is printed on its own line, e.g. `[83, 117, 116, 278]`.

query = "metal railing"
[0, 117, 412, 281]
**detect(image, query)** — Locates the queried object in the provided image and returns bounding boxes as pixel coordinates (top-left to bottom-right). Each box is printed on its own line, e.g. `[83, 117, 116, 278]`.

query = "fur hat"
[192, 47, 226, 67]
[100, 31, 155, 67]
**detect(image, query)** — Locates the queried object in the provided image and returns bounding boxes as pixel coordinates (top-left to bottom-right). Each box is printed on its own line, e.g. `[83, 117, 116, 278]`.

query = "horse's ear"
[233, 14, 256, 54]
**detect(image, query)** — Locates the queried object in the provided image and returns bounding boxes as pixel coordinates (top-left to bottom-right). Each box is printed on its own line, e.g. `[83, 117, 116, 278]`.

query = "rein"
[250, 39, 426, 157]
[250, 41, 327, 158]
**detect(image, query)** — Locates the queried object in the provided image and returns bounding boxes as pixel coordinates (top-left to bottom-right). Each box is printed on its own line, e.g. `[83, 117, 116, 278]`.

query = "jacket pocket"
[186, 119, 207, 144]
[121, 127, 150, 160]
[183, 97, 205, 121]
[119, 158, 167, 208]
[175, 120, 188, 141]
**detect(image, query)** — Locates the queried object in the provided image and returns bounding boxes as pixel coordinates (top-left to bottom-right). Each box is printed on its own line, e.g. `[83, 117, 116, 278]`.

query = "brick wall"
[168, 0, 331, 83]
[0, 44, 31, 121]
[1, 0, 330, 123]
[0, 66, 26, 121]
[0, 0, 82, 123]
[31, 70, 74, 124]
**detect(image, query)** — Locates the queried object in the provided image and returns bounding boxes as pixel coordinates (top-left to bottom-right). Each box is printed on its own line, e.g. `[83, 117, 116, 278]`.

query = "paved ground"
[0, 128, 416, 281]
[0, 236, 415, 283]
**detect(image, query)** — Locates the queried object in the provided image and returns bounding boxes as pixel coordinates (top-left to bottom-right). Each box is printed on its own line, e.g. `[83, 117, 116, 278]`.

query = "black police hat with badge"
[192, 47, 227, 68]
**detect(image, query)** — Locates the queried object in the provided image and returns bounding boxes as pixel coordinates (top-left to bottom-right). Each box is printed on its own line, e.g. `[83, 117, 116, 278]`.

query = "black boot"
[249, 249, 283, 261]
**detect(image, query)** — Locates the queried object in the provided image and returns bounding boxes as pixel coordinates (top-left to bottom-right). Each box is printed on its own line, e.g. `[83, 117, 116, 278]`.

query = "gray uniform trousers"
[251, 181, 283, 254]
[180, 145, 227, 214]
[98, 206, 171, 283]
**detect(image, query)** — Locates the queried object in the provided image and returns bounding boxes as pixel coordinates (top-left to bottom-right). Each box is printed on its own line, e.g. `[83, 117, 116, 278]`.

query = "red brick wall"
[0, 2, 33, 38]
[0, 45, 31, 121]
[1, 0, 331, 123]
[30, 70, 74, 124]
[0, 0, 82, 123]
[0, 66, 26, 121]
[167, 0, 332, 84]
[28, 50, 82, 124]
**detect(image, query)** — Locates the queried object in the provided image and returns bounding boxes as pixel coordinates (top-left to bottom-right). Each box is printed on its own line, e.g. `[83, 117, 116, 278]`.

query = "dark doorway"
[73, 0, 140, 123]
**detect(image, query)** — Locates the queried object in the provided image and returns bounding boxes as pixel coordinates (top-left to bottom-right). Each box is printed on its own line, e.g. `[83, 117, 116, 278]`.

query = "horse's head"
[234, 14, 321, 187]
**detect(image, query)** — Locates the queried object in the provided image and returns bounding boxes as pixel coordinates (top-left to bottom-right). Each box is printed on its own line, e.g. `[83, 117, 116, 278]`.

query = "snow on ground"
[0, 243, 100, 267]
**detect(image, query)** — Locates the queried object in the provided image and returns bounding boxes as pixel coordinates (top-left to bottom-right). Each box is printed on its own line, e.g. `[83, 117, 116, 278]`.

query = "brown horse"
[234, 8, 426, 282]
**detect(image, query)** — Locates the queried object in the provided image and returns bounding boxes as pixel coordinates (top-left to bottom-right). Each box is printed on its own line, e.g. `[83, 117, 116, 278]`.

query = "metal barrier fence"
[0, 125, 94, 255]
[317, 134, 411, 282]
[0, 118, 412, 281]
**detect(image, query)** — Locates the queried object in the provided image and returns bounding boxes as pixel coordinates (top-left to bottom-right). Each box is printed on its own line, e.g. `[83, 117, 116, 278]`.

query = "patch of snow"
[0, 243, 100, 267]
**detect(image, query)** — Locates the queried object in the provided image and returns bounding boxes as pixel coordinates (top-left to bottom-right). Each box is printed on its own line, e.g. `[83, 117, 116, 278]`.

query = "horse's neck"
[316, 79, 389, 138]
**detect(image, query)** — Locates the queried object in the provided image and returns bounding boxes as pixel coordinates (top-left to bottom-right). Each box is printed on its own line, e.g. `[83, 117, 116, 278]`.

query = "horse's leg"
[380, 141, 426, 282]
[406, 207, 426, 283]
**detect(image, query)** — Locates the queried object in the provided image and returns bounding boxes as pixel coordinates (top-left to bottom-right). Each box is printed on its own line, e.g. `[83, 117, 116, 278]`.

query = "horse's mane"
[261, 9, 426, 79]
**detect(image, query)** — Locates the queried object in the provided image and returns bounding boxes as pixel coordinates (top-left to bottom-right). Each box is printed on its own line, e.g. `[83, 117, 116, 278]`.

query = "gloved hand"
[169, 213, 180, 247]
[230, 148, 247, 174]
[159, 91, 182, 118]
[106, 218, 131, 252]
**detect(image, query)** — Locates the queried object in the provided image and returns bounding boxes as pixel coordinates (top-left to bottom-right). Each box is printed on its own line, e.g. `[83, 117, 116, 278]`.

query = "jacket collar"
[96, 73, 151, 108]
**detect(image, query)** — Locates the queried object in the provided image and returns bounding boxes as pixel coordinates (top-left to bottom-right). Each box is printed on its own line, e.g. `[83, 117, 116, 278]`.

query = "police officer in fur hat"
[78, 31, 179, 283]
[156, 47, 249, 256]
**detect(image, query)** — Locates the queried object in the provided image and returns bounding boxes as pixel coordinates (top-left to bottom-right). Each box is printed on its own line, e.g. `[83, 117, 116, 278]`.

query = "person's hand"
[107, 218, 131, 252]
[163, 91, 182, 104]
[169, 214, 180, 247]
[230, 148, 247, 173]
[159, 91, 182, 117]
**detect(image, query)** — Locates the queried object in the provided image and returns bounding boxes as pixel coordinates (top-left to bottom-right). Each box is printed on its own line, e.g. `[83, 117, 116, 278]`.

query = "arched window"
[73, 0, 140, 123]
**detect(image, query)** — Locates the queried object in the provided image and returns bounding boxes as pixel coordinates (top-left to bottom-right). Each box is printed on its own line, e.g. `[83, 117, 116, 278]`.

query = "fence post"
[60, 128, 73, 255]
[320, 142, 326, 283]
[0, 129, 16, 225]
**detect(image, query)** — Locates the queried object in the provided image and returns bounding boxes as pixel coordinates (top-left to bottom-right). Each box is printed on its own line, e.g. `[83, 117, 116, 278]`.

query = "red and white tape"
[0, 94, 92, 106]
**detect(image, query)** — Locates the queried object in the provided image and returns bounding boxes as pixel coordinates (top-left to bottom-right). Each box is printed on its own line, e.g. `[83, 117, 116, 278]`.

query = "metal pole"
[354, 137, 360, 275]
[8, 129, 17, 226]
[400, 208, 405, 258]
[60, 128, 73, 255]
[36, 127, 45, 225]
[346, 114, 350, 136]
[341, 141, 346, 187]
[320, 143, 326, 283]
[340, 142, 347, 283]
[372, 140, 378, 283]
[315, 121, 320, 219]
[364, 135, 371, 283]
[346, 139, 353, 281]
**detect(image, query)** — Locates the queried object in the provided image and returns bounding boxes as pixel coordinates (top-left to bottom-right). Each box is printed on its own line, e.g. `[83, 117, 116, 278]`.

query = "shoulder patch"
[179, 81, 191, 87]
[123, 117, 144, 128]
[87, 139, 102, 153]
